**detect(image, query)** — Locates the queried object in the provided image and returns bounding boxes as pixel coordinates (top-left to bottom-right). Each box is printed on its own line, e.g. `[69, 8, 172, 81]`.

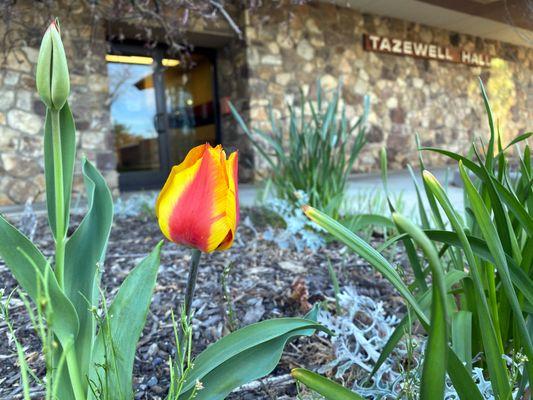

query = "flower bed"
[0, 207, 404, 399]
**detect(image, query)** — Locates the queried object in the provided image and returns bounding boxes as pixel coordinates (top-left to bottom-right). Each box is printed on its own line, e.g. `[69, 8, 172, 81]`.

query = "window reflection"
[106, 52, 217, 174]
[107, 60, 160, 172]
[164, 54, 217, 164]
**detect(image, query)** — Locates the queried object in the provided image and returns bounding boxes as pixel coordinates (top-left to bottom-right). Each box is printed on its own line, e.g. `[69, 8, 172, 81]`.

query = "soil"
[0, 208, 405, 399]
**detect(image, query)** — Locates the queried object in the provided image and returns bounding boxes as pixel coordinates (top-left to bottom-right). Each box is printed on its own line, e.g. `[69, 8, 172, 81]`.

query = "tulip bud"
[36, 20, 70, 111]
[156, 143, 239, 253]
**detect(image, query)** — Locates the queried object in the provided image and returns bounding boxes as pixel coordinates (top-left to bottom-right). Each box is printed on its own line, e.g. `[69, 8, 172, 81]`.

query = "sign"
[363, 34, 491, 67]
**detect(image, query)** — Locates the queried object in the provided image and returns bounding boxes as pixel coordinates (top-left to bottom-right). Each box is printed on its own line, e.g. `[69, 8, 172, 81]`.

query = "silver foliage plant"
[262, 191, 325, 252]
[317, 287, 503, 399]
[316, 287, 403, 392]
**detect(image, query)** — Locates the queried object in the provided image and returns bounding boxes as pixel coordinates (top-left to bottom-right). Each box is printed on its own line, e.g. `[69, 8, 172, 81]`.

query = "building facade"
[0, 0, 531, 205]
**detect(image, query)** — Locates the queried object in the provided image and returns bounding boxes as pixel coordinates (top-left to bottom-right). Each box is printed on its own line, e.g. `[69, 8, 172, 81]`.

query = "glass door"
[163, 53, 218, 166]
[106, 44, 220, 190]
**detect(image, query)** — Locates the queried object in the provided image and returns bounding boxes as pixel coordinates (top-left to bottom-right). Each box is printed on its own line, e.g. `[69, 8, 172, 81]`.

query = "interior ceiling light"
[106, 54, 179, 67]
[162, 58, 180, 67]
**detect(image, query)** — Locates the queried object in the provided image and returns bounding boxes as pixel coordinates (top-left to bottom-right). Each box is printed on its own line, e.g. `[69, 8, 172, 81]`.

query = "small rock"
[146, 376, 158, 387]
[7, 109, 42, 134]
[242, 298, 265, 325]
[278, 261, 306, 273]
[152, 357, 164, 367]
[296, 40, 315, 61]
[0, 89, 15, 111]
[146, 343, 158, 358]
[261, 54, 282, 66]
[3, 71, 20, 86]
[386, 97, 398, 109]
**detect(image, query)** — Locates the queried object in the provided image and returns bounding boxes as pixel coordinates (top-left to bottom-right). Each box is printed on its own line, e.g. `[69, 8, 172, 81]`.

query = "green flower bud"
[36, 20, 70, 111]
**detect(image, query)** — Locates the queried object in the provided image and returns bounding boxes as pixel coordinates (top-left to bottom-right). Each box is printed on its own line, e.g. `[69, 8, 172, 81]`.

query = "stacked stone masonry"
[0, 0, 532, 205]
[242, 2, 532, 175]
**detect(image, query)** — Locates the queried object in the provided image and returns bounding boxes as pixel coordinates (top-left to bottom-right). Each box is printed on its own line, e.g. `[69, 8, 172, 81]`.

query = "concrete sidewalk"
[239, 167, 464, 213]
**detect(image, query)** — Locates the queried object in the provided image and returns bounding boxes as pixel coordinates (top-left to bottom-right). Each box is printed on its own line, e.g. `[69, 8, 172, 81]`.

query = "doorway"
[106, 43, 221, 190]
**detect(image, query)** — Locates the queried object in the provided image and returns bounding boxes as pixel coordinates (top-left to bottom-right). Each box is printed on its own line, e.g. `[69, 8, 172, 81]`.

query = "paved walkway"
[240, 167, 464, 214]
[1, 167, 464, 218]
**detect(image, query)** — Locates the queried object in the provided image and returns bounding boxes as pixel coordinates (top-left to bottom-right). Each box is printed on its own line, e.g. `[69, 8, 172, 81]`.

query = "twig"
[209, 0, 243, 39]
[233, 373, 293, 393]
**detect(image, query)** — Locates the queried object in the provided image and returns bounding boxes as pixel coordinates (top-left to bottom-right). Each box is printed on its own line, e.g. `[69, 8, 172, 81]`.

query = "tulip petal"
[228, 151, 239, 226]
[155, 143, 208, 219]
[156, 143, 239, 253]
[156, 156, 203, 242]
[166, 145, 230, 252]
[217, 152, 239, 251]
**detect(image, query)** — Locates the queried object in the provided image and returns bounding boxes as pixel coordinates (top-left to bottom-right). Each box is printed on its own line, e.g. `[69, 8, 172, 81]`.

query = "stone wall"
[0, 0, 246, 205]
[241, 1, 533, 174]
[216, 13, 254, 182]
[0, 1, 115, 206]
[1, 0, 531, 205]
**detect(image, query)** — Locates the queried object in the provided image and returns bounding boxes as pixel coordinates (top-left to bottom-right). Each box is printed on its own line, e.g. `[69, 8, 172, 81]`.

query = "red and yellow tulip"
[156, 143, 239, 253]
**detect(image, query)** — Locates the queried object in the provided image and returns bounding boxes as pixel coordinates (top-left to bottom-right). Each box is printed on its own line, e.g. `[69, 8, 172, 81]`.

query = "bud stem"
[51, 109, 85, 399]
[179, 248, 202, 367]
[51, 109, 66, 288]
[65, 343, 86, 400]
[184, 249, 202, 323]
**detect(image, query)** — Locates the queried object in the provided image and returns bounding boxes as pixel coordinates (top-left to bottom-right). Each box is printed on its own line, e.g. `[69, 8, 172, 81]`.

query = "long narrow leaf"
[392, 213, 448, 400]
[64, 158, 113, 391]
[89, 242, 163, 399]
[460, 162, 533, 379]
[180, 317, 330, 396]
[304, 206, 427, 323]
[423, 171, 511, 397]
[291, 368, 363, 400]
[0, 215, 79, 348]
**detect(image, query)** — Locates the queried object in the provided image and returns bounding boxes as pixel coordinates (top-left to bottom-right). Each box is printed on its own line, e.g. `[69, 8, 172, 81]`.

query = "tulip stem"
[65, 344, 86, 400]
[51, 109, 66, 289]
[52, 110, 84, 399]
[184, 249, 202, 323]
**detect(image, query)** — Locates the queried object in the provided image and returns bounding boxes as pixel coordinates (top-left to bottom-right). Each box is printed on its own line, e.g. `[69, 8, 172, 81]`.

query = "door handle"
[154, 113, 166, 133]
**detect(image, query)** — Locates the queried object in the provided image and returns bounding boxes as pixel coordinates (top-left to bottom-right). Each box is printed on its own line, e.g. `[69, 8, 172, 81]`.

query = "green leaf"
[460, 162, 533, 380]
[179, 318, 330, 399]
[478, 78, 495, 170]
[501, 132, 532, 153]
[64, 158, 113, 392]
[44, 103, 76, 239]
[489, 176, 533, 237]
[407, 164, 430, 229]
[89, 242, 163, 399]
[423, 170, 512, 397]
[382, 150, 428, 292]
[392, 213, 448, 400]
[304, 206, 427, 323]
[447, 350, 484, 400]
[0, 215, 78, 348]
[420, 147, 482, 176]
[424, 230, 533, 310]
[369, 270, 467, 378]
[291, 368, 363, 400]
[341, 213, 395, 231]
[452, 311, 472, 372]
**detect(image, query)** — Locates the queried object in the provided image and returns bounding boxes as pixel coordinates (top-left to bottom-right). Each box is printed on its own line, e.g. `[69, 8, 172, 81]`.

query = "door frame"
[107, 41, 221, 191]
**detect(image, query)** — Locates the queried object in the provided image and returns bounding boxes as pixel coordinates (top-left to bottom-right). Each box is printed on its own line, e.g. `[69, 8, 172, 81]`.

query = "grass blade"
[392, 213, 448, 400]
[304, 206, 426, 323]
[291, 368, 363, 400]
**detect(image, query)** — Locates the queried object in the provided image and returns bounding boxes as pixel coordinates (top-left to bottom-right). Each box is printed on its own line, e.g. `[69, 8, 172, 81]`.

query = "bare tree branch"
[210, 0, 243, 39]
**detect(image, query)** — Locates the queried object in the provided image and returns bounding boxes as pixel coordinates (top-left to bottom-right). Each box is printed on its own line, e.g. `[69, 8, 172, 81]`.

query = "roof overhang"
[324, 0, 532, 48]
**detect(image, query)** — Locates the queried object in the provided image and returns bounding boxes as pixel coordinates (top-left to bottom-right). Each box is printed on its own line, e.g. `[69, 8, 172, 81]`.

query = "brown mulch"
[0, 208, 406, 399]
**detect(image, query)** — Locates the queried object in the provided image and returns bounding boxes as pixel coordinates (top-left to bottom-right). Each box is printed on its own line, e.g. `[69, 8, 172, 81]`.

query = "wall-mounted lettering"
[363, 34, 491, 67]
